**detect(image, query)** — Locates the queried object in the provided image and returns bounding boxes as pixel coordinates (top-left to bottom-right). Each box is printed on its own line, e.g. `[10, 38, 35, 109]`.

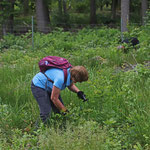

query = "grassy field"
[0, 26, 150, 149]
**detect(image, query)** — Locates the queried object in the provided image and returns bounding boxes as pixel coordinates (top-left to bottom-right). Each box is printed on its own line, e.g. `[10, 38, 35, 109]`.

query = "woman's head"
[70, 66, 88, 83]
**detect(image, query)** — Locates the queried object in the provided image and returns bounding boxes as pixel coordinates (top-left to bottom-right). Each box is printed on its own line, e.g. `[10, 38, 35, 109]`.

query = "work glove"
[61, 109, 69, 116]
[77, 91, 88, 102]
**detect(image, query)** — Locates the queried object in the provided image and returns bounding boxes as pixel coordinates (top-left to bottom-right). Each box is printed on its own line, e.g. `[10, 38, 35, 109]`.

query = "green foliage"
[0, 32, 32, 52]
[144, 9, 150, 26]
[51, 6, 71, 27]
[0, 1, 12, 22]
[0, 27, 150, 149]
[74, 0, 89, 13]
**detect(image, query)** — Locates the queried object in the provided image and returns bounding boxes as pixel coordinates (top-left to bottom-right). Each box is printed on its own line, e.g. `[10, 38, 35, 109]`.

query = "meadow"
[0, 26, 150, 150]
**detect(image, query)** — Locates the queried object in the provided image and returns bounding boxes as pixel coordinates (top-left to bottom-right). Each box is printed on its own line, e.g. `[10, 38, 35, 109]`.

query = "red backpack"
[38, 56, 72, 83]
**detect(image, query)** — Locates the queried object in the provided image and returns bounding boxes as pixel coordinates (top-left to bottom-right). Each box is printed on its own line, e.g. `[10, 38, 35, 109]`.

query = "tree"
[90, 0, 97, 24]
[8, 0, 15, 34]
[35, 0, 51, 33]
[141, 0, 148, 25]
[63, 0, 67, 15]
[58, 0, 63, 17]
[111, 0, 118, 20]
[23, 0, 29, 16]
[0, 0, 15, 35]
[121, 0, 129, 32]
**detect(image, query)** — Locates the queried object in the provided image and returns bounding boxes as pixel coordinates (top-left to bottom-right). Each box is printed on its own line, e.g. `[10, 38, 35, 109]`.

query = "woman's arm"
[51, 86, 67, 112]
[68, 83, 80, 93]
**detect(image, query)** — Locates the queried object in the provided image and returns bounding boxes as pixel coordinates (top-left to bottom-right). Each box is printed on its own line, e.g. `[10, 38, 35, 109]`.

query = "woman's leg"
[31, 82, 52, 123]
[31, 82, 64, 123]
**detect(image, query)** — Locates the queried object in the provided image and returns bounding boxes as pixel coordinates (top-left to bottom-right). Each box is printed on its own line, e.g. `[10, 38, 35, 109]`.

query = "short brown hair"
[70, 66, 88, 82]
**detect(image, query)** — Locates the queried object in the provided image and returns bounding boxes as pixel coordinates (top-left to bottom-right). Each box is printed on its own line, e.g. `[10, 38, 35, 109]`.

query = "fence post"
[32, 16, 34, 49]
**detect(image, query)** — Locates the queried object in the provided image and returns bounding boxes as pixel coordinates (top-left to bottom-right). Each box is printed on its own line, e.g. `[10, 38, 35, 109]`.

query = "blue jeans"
[31, 82, 64, 123]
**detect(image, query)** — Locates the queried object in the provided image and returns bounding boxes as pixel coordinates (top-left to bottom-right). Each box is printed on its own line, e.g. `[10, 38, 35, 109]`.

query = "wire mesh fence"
[0, 16, 143, 39]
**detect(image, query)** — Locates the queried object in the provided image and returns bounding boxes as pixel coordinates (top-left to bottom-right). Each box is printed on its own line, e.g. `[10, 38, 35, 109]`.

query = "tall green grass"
[0, 27, 150, 149]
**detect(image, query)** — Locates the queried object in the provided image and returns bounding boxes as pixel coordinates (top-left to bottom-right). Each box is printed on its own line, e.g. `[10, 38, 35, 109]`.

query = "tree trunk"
[63, 0, 67, 23]
[141, 0, 148, 25]
[23, 0, 29, 16]
[111, 0, 117, 20]
[8, 0, 15, 34]
[36, 0, 51, 33]
[106, 2, 109, 8]
[0, 2, 5, 36]
[90, 0, 97, 24]
[100, 5, 103, 11]
[63, 0, 67, 15]
[121, 0, 129, 32]
[58, 0, 62, 16]
[118, 0, 121, 11]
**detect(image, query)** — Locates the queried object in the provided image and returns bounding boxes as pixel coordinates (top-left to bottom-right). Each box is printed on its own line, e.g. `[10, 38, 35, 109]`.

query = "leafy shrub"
[0, 32, 32, 52]
[74, 1, 89, 13]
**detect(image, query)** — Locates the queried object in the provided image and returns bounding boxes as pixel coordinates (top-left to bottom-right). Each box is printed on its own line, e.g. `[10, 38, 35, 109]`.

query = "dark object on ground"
[117, 37, 140, 53]
[122, 37, 139, 47]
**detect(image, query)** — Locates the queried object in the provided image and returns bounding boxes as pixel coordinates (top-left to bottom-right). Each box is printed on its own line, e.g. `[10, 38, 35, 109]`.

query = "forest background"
[0, 0, 150, 36]
[0, 0, 150, 150]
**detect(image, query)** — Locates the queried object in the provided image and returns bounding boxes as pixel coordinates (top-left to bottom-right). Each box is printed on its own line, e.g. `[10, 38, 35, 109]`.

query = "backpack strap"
[43, 69, 68, 84]
[43, 73, 54, 83]
[63, 69, 68, 83]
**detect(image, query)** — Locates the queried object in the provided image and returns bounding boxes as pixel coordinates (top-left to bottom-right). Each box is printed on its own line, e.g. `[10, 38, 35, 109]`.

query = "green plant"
[0, 27, 150, 149]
